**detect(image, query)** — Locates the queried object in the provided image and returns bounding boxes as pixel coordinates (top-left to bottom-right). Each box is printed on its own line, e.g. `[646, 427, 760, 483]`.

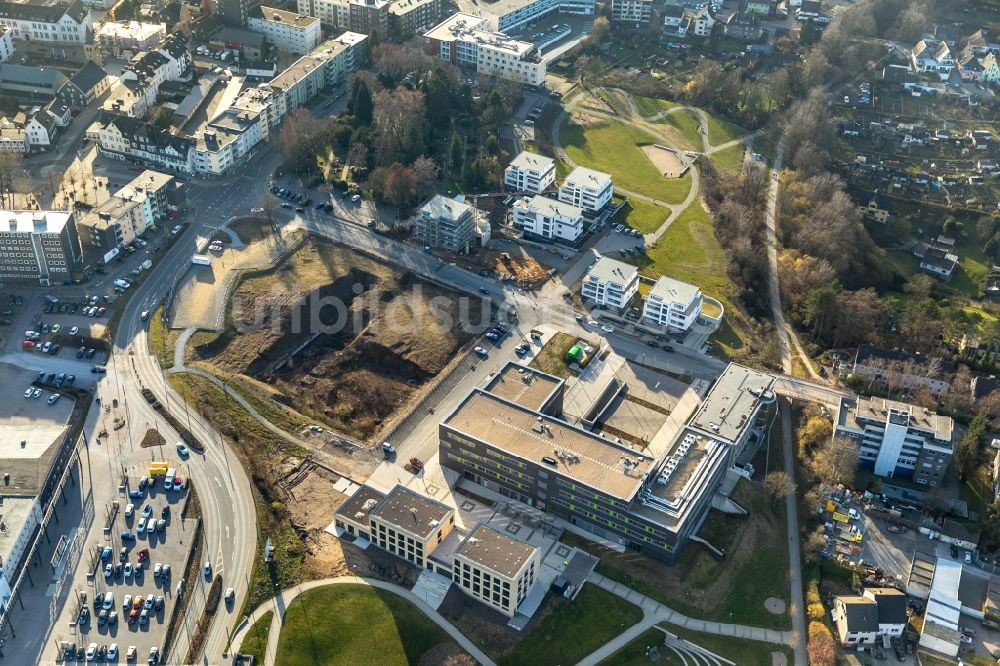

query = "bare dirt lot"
[641, 144, 685, 178]
[188, 237, 485, 442]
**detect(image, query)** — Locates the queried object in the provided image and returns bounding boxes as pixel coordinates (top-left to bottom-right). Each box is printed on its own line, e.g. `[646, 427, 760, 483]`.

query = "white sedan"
[23, 387, 32, 398]
[69, 326, 79, 335]
[601, 325, 614, 333]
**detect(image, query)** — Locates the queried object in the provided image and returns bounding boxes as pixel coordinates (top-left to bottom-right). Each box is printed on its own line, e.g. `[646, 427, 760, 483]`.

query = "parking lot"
[0, 362, 76, 424]
[57, 468, 197, 664]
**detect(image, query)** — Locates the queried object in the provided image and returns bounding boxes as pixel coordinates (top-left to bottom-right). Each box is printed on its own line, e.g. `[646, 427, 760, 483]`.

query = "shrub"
[205, 575, 223, 614]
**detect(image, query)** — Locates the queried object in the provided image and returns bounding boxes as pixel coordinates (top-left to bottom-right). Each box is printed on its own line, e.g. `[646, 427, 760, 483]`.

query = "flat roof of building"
[0, 211, 72, 235]
[371, 484, 453, 540]
[563, 166, 611, 190]
[688, 363, 775, 445]
[839, 395, 953, 442]
[335, 484, 386, 525]
[97, 20, 165, 40]
[507, 150, 554, 173]
[648, 275, 700, 306]
[251, 6, 320, 27]
[524, 194, 581, 219]
[0, 496, 37, 565]
[586, 255, 637, 285]
[0, 423, 70, 496]
[445, 389, 654, 500]
[483, 362, 562, 412]
[421, 194, 472, 222]
[388, 0, 437, 16]
[425, 13, 534, 56]
[456, 522, 538, 578]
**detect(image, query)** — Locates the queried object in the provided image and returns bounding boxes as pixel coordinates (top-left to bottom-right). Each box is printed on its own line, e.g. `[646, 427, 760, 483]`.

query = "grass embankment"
[499, 586, 642, 666]
[530, 331, 585, 378]
[657, 109, 703, 151]
[632, 95, 680, 118]
[632, 202, 746, 358]
[168, 373, 310, 615]
[238, 610, 274, 662]
[600, 625, 791, 666]
[274, 585, 464, 666]
[564, 480, 791, 631]
[148, 305, 181, 369]
[709, 144, 747, 175]
[704, 114, 749, 147]
[560, 118, 691, 204]
[613, 198, 669, 234]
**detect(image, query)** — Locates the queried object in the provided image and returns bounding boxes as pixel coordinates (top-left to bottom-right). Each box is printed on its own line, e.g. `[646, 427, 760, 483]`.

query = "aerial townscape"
[7, 0, 1000, 664]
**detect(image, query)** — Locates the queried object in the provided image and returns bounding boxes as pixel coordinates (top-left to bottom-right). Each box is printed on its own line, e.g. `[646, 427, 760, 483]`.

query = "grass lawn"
[600, 625, 791, 666]
[951, 234, 991, 298]
[962, 463, 992, 516]
[530, 331, 586, 378]
[500, 586, 642, 666]
[275, 585, 459, 666]
[633, 202, 747, 358]
[632, 95, 679, 118]
[704, 113, 749, 147]
[560, 118, 692, 203]
[709, 144, 746, 174]
[238, 610, 273, 662]
[612, 198, 670, 234]
[657, 109, 702, 151]
[148, 305, 180, 369]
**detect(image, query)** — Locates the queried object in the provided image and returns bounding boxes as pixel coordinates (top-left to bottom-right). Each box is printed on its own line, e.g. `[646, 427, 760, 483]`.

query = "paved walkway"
[576, 572, 793, 665]
[227, 576, 496, 666]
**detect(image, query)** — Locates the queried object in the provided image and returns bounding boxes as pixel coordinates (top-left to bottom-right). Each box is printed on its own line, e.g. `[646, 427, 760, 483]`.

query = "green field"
[635, 202, 746, 357]
[499, 586, 643, 666]
[560, 118, 691, 204]
[632, 95, 679, 118]
[613, 198, 670, 234]
[658, 109, 703, 150]
[600, 625, 791, 666]
[709, 144, 746, 174]
[704, 113, 749, 147]
[274, 585, 459, 666]
[238, 610, 273, 662]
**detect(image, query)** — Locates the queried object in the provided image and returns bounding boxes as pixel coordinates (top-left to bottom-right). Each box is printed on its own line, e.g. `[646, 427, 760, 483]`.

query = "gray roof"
[334, 484, 386, 525]
[455, 523, 537, 578]
[0, 0, 88, 24]
[525, 195, 581, 220]
[68, 60, 108, 94]
[420, 194, 472, 222]
[648, 275, 700, 306]
[370, 485, 452, 540]
[866, 588, 907, 625]
[586, 256, 636, 285]
[0, 63, 68, 90]
[507, 150, 554, 174]
[837, 596, 879, 634]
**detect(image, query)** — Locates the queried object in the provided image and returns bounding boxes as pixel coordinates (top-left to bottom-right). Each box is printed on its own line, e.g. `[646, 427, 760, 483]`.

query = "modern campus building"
[438, 362, 777, 563]
[558, 166, 613, 213]
[0, 0, 93, 44]
[247, 7, 321, 55]
[0, 211, 83, 284]
[369, 485, 456, 568]
[424, 13, 545, 86]
[504, 150, 556, 194]
[642, 276, 703, 334]
[474, 0, 595, 33]
[512, 195, 583, 243]
[835, 395, 954, 485]
[453, 523, 540, 617]
[581, 256, 638, 310]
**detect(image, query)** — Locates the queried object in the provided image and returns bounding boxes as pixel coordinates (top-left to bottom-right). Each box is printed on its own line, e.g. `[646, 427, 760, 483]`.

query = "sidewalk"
[228, 576, 496, 666]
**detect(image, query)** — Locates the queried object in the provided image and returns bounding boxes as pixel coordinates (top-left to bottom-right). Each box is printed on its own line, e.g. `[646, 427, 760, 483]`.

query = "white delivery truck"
[114, 279, 131, 289]
[141, 259, 152, 270]
[164, 468, 176, 490]
[191, 254, 211, 266]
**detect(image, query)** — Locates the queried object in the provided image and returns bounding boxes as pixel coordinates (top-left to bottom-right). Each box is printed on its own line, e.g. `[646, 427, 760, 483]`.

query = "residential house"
[0, 211, 84, 284]
[852, 343, 955, 397]
[662, 4, 685, 33]
[831, 588, 907, 646]
[919, 238, 958, 281]
[581, 256, 638, 309]
[972, 375, 1000, 403]
[684, 3, 715, 37]
[58, 60, 110, 110]
[247, 7, 321, 55]
[745, 0, 773, 15]
[795, 0, 822, 21]
[25, 111, 58, 149]
[911, 39, 955, 80]
[983, 52, 1000, 83]
[511, 195, 583, 243]
[724, 12, 761, 41]
[558, 166, 612, 213]
[641, 275, 703, 333]
[835, 395, 954, 484]
[965, 28, 999, 56]
[857, 191, 891, 223]
[957, 45, 985, 81]
[504, 150, 556, 194]
[387, 0, 441, 37]
[97, 113, 195, 174]
[970, 129, 992, 150]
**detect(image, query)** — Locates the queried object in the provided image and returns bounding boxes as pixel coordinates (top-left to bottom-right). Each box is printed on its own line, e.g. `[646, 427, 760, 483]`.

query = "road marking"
[214, 476, 221, 488]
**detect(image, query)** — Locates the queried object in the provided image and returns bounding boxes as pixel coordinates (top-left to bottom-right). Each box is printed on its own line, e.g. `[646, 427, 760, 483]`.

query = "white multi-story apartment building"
[193, 107, 265, 176]
[298, 0, 350, 28]
[247, 7, 321, 55]
[512, 195, 583, 243]
[0, 26, 13, 62]
[835, 395, 954, 485]
[642, 276, 703, 333]
[611, 0, 651, 25]
[504, 150, 555, 193]
[558, 166, 612, 213]
[475, 0, 595, 33]
[581, 256, 638, 309]
[96, 21, 166, 59]
[0, 0, 93, 44]
[416, 194, 479, 252]
[424, 13, 545, 86]
[452, 523, 540, 618]
[80, 170, 173, 261]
